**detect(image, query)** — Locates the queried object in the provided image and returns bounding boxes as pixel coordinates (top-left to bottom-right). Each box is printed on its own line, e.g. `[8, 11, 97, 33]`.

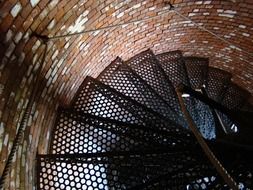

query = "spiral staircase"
[37, 49, 253, 189]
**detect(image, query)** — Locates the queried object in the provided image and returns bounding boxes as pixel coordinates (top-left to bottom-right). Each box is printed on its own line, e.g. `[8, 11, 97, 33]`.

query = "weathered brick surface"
[0, 0, 253, 189]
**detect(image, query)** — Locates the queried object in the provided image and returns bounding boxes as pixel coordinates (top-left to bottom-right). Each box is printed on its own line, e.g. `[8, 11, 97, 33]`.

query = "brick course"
[0, 0, 253, 189]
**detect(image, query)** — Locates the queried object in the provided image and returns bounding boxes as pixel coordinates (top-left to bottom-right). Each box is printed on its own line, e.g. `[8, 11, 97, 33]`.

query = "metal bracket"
[31, 33, 49, 43]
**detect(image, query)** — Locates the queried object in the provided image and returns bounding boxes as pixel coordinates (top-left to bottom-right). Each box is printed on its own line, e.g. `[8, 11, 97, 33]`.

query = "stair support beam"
[176, 87, 238, 190]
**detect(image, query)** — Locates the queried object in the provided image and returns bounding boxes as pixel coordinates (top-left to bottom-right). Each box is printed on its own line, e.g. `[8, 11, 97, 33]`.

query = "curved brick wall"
[0, 0, 253, 189]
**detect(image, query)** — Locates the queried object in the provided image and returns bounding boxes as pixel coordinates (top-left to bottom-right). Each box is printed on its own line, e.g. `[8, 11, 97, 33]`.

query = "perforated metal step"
[71, 76, 187, 134]
[221, 82, 250, 111]
[156, 50, 190, 87]
[50, 108, 194, 154]
[37, 150, 217, 190]
[98, 58, 185, 126]
[126, 50, 181, 112]
[184, 56, 209, 89]
[206, 67, 232, 102]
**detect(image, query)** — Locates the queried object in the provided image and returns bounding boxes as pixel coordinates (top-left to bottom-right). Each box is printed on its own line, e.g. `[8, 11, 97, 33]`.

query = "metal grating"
[206, 67, 232, 102]
[221, 82, 250, 110]
[98, 59, 185, 126]
[50, 109, 194, 154]
[37, 150, 217, 190]
[50, 109, 152, 154]
[156, 50, 190, 87]
[126, 50, 182, 115]
[184, 57, 209, 89]
[72, 76, 189, 135]
[155, 51, 199, 129]
[193, 99, 216, 139]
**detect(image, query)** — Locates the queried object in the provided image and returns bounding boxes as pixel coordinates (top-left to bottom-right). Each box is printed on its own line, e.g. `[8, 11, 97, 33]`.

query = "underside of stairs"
[37, 49, 253, 190]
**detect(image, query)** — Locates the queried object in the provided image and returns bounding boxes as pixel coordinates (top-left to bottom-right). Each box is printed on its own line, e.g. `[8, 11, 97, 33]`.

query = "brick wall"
[0, 0, 252, 189]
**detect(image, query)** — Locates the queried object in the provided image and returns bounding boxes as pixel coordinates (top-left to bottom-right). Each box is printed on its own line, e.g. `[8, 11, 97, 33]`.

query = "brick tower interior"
[0, 0, 253, 189]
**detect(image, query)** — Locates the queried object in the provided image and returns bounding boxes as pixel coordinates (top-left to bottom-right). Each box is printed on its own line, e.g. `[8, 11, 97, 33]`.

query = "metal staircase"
[37, 49, 253, 189]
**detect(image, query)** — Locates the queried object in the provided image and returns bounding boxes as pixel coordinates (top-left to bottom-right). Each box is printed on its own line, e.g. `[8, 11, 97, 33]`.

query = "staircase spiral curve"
[37, 49, 253, 190]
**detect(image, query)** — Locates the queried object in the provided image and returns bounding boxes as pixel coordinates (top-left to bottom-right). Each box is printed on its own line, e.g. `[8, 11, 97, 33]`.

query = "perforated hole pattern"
[221, 82, 250, 110]
[98, 60, 185, 126]
[156, 50, 190, 87]
[184, 57, 209, 89]
[38, 151, 217, 190]
[51, 110, 152, 154]
[50, 109, 193, 154]
[72, 77, 189, 135]
[126, 50, 183, 117]
[206, 67, 232, 102]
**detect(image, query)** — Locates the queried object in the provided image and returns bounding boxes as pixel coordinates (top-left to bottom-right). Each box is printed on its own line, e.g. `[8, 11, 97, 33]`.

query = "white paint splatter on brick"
[180, 21, 191, 24]
[30, 0, 40, 7]
[149, 6, 156, 11]
[32, 40, 41, 52]
[242, 33, 250, 37]
[39, 8, 49, 20]
[116, 12, 124, 18]
[203, 12, 210, 16]
[218, 13, 234, 18]
[195, 1, 203, 4]
[193, 9, 199, 12]
[5, 42, 15, 58]
[239, 25, 246, 29]
[133, 3, 141, 9]
[52, 74, 58, 84]
[61, 67, 67, 75]
[33, 54, 38, 65]
[14, 32, 23, 43]
[57, 59, 65, 68]
[224, 10, 237, 14]
[4, 134, 9, 146]
[68, 10, 89, 33]
[188, 13, 196, 17]
[174, 33, 184, 37]
[52, 67, 58, 77]
[79, 42, 86, 50]
[93, 30, 100, 36]
[48, 0, 59, 9]
[18, 52, 25, 65]
[5, 29, 13, 43]
[46, 77, 52, 87]
[204, 1, 211, 4]
[64, 42, 70, 49]
[47, 19, 55, 30]
[45, 68, 52, 79]
[23, 32, 30, 42]
[11, 2, 22, 17]
[52, 50, 59, 60]
[218, 9, 236, 18]
[127, 31, 134, 36]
